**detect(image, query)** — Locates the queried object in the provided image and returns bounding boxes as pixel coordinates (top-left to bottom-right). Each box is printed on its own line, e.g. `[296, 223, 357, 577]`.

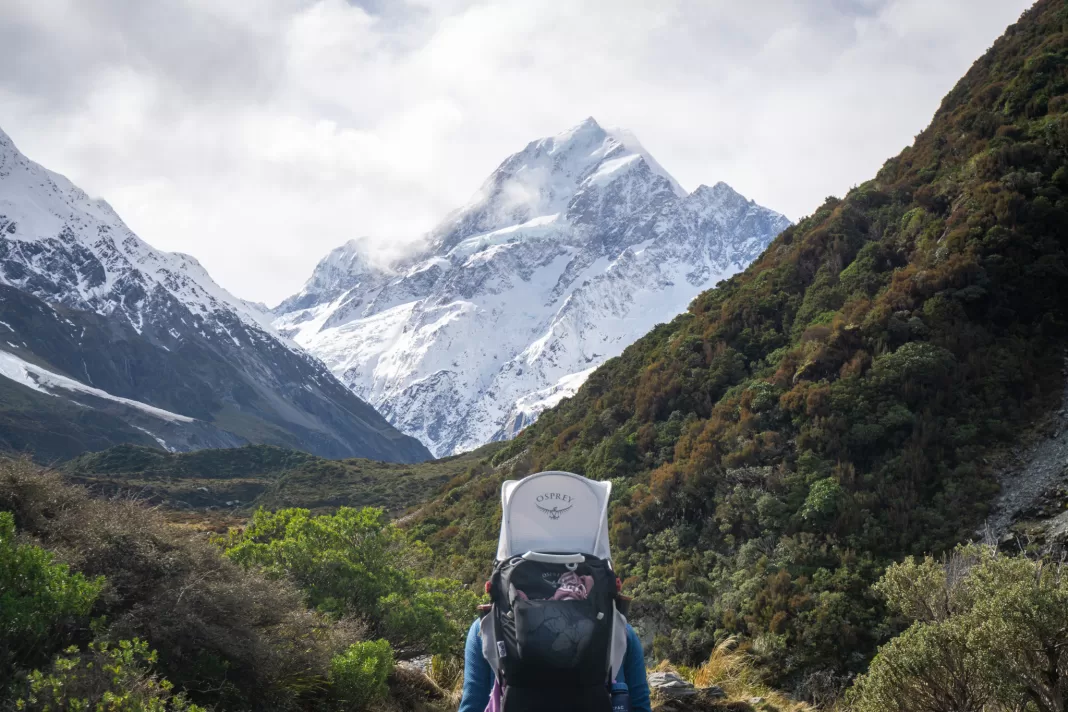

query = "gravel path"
[988, 362, 1068, 537]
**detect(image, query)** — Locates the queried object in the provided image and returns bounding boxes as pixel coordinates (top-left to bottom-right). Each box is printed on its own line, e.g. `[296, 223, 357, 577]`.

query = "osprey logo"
[535, 492, 574, 520]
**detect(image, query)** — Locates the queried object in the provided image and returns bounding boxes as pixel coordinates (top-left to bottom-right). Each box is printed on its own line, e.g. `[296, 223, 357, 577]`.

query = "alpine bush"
[0, 510, 103, 687]
[0, 460, 360, 711]
[849, 545, 1068, 712]
[16, 638, 206, 712]
[221, 507, 480, 657]
[328, 639, 393, 710]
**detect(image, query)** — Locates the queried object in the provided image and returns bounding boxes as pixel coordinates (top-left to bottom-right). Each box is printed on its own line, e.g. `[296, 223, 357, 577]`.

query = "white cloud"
[0, 0, 1034, 304]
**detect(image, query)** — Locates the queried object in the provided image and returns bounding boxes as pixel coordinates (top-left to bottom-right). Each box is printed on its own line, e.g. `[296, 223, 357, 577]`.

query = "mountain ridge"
[0, 128, 430, 463]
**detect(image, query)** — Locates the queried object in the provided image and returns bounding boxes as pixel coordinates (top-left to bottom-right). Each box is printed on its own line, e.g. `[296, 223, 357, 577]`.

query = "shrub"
[15, 638, 206, 712]
[0, 510, 103, 686]
[848, 545, 1068, 712]
[0, 460, 358, 711]
[329, 639, 393, 710]
[222, 507, 479, 658]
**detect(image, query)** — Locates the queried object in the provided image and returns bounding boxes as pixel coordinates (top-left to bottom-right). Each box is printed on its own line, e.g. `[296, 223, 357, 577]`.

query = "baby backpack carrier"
[480, 471, 629, 712]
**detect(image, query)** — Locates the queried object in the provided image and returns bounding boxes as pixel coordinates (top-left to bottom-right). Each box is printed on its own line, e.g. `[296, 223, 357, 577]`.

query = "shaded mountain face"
[404, 0, 1068, 691]
[0, 129, 430, 463]
[275, 118, 791, 457]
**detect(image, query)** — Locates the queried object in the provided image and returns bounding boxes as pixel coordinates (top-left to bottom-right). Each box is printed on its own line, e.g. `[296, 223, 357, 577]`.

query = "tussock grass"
[655, 637, 815, 712]
[426, 654, 465, 708]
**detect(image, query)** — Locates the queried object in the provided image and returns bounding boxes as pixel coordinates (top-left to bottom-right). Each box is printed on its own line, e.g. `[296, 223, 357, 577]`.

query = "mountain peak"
[325, 237, 378, 270]
[689, 181, 749, 205]
[429, 119, 688, 253]
[277, 117, 791, 456]
[0, 124, 430, 462]
[280, 237, 387, 309]
[554, 116, 606, 143]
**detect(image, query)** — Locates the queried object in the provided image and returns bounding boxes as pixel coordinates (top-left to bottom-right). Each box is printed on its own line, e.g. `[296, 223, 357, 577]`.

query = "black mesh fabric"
[489, 555, 616, 710]
[515, 599, 600, 671]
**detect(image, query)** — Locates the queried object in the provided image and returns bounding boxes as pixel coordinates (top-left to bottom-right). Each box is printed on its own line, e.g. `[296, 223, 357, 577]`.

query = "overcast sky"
[0, 0, 1033, 305]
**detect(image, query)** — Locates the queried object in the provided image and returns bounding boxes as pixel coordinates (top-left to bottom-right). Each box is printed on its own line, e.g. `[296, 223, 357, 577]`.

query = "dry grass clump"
[654, 637, 815, 712]
[426, 654, 464, 707]
[373, 664, 452, 712]
[0, 458, 360, 711]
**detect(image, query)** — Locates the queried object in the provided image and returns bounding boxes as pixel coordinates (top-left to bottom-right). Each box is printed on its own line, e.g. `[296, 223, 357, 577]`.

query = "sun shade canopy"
[495, 471, 612, 561]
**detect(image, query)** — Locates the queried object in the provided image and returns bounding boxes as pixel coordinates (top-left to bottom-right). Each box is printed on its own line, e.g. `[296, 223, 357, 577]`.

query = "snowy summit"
[274, 118, 791, 457]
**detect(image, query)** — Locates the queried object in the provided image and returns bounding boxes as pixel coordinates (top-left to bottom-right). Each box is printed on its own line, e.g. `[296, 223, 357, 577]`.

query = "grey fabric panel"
[481, 612, 502, 676]
[610, 606, 628, 681]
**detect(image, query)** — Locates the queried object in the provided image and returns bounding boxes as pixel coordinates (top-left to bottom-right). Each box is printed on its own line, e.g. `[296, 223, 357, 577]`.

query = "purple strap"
[485, 680, 502, 712]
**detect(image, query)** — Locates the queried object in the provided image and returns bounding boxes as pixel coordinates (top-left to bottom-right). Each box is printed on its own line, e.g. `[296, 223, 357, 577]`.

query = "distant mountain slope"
[62, 442, 503, 514]
[405, 0, 1068, 692]
[275, 118, 790, 456]
[0, 128, 430, 463]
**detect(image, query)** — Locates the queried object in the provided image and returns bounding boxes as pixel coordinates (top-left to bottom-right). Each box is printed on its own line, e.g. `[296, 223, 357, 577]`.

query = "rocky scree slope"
[988, 359, 1068, 542]
[274, 118, 790, 457]
[405, 0, 1068, 694]
[0, 128, 429, 463]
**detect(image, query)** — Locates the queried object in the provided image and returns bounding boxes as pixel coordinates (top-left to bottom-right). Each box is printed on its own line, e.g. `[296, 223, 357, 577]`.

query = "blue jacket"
[458, 617, 652, 712]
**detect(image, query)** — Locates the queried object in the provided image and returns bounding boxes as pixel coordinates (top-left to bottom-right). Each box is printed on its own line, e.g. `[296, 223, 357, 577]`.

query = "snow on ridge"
[0, 122, 309, 359]
[133, 425, 176, 452]
[585, 154, 644, 190]
[446, 214, 566, 259]
[604, 126, 686, 198]
[0, 349, 195, 423]
[512, 366, 597, 420]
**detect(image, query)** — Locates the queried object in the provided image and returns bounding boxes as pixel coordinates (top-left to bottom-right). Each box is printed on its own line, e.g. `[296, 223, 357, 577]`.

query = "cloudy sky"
[0, 0, 1033, 305]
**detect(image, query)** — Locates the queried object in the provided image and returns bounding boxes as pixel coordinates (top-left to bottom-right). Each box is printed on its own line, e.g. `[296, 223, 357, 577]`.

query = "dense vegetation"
[408, 0, 1068, 696]
[0, 459, 455, 711]
[849, 546, 1068, 712]
[62, 442, 503, 515]
[220, 507, 479, 659]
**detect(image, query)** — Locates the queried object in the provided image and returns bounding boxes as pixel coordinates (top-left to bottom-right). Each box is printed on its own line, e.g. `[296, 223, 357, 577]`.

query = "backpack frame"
[480, 472, 629, 712]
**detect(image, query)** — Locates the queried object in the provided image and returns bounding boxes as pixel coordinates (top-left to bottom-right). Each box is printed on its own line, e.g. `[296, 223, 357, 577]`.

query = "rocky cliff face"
[275, 118, 790, 456]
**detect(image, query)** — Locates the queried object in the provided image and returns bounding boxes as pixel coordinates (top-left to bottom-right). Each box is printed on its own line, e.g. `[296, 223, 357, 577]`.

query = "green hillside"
[407, 0, 1068, 693]
[63, 442, 504, 515]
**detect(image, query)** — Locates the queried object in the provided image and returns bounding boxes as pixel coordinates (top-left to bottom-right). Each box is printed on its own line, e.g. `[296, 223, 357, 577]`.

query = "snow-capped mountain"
[0, 125, 430, 463]
[275, 118, 791, 457]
